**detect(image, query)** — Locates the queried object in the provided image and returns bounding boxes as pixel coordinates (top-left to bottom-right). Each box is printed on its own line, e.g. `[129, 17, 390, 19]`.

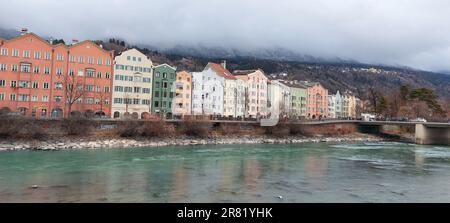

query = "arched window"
[113, 111, 120, 118]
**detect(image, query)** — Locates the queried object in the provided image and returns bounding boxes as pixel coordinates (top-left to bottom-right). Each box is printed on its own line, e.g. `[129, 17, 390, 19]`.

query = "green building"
[151, 64, 177, 118]
[283, 81, 308, 119]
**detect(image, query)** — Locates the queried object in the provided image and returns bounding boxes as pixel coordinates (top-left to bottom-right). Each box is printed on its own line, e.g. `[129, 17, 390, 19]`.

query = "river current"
[1, 141, 450, 202]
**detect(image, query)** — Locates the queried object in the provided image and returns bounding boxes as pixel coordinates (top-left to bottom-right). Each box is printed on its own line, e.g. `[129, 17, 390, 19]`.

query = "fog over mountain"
[1, 0, 450, 72]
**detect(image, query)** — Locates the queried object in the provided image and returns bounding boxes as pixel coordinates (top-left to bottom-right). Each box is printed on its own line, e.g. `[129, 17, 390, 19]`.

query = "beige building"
[234, 69, 269, 118]
[174, 71, 192, 117]
[112, 49, 153, 119]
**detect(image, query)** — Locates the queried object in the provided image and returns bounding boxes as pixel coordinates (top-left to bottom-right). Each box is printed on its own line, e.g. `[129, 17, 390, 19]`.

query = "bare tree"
[65, 74, 85, 117]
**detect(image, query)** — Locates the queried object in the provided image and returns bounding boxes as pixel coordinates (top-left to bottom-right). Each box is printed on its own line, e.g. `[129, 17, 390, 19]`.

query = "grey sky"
[1, 0, 450, 71]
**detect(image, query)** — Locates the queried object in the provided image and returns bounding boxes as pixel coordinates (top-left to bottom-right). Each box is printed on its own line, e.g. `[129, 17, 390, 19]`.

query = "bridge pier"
[415, 124, 450, 145]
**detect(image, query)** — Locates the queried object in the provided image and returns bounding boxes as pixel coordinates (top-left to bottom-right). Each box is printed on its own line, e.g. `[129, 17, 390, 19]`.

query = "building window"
[163, 82, 168, 88]
[42, 95, 49, 102]
[86, 69, 95, 77]
[45, 52, 51, 60]
[33, 66, 40, 74]
[105, 72, 110, 78]
[104, 86, 110, 93]
[56, 68, 63, 75]
[34, 51, 41, 59]
[69, 69, 74, 76]
[133, 98, 140, 104]
[54, 96, 63, 102]
[0, 93, 4, 101]
[155, 72, 160, 77]
[78, 56, 84, 63]
[20, 63, 31, 73]
[12, 49, 19, 57]
[10, 94, 16, 101]
[97, 58, 102, 65]
[55, 82, 63, 90]
[97, 72, 102, 78]
[106, 59, 111, 65]
[134, 87, 141, 93]
[43, 82, 49, 89]
[19, 81, 29, 88]
[0, 64, 6, 71]
[154, 101, 159, 108]
[12, 64, 18, 72]
[127, 56, 131, 61]
[18, 94, 29, 101]
[31, 95, 38, 102]
[23, 50, 31, 58]
[155, 91, 160, 97]
[0, 48, 8, 56]
[88, 57, 93, 64]
[32, 82, 39, 89]
[0, 80, 5, 86]
[57, 53, 64, 61]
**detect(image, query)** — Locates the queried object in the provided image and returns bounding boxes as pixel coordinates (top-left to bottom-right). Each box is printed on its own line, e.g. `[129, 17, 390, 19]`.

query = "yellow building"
[112, 49, 153, 119]
[174, 71, 192, 117]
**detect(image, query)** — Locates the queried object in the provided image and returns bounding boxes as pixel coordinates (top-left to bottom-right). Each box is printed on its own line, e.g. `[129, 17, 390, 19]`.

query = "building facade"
[234, 69, 268, 118]
[151, 64, 176, 118]
[267, 79, 291, 119]
[283, 81, 307, 119]
[192, 63, 225, 116]
[173, 71, 192, 117]
[302, 81, 328, 119]
[0, 32, 114, 118]
[112, 48, 153, 119]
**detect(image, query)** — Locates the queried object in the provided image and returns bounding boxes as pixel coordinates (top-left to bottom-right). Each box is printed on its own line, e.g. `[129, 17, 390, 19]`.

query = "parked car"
[411, 117, 427, 122]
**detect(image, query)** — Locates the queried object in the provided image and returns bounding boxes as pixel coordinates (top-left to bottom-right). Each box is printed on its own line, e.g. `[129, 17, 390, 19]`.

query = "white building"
[267, 79, 291, 119]
[112, 49, 153, 119]
[328, 94, 336, 118]
[192, 63, 225, 116]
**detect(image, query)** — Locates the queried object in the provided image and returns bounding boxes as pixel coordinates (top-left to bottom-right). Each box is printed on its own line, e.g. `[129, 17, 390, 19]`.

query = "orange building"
[0, 32, 114, 118]
[301, 81, 328, 119]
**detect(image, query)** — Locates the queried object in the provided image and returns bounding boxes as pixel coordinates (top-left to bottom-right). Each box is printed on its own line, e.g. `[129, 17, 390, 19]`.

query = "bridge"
[263, 119, 450, 145]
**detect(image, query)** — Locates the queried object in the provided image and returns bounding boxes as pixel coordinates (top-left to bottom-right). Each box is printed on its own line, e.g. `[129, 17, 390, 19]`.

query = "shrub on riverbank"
[141, 121, 176, 138]
[180, 120, 212, 137]
[61, 117, 92, 136]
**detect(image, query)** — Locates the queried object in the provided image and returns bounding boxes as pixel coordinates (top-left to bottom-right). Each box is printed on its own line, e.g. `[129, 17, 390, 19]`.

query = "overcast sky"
[1, 0, 450, 72]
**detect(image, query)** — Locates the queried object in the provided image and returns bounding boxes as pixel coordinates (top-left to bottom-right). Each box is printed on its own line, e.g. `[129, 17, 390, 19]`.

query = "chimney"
[20, 28, 28, 35]
[221, 60, 226, 69]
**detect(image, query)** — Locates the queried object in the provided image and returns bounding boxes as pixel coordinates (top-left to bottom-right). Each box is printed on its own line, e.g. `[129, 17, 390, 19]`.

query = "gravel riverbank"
[0, 133, 386, 151]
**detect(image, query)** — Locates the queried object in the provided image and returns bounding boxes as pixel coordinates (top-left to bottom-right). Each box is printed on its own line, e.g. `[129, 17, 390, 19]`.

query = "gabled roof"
[69, 40, 114, 54]
[1, 32, 113, 54]
[205, 62, 235, 79]
[153, 63, 176, 70]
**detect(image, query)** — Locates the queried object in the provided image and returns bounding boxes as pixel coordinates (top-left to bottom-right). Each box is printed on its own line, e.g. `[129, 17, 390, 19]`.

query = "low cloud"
[1, 0, 450, 71]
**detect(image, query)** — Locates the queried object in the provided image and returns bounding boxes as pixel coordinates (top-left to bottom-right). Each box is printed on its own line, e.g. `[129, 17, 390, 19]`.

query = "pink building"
[302, 81, 328, 119]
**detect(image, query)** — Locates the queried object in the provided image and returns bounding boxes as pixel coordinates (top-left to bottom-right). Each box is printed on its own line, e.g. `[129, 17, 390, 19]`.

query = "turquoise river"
[1, 141, 450, 202]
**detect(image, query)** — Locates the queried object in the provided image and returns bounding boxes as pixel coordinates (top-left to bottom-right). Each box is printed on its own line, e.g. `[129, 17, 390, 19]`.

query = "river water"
[1, 141, 450, 202]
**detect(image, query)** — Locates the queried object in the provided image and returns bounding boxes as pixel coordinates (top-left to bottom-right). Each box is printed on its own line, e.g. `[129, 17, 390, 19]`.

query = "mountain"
[1, 29, 449, 102]
[0, 27, 20, 39]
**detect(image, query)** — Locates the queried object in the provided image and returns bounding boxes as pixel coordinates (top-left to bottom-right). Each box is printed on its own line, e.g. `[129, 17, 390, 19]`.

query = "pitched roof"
[206, 62, 235, 79]
[232, 69, 258, 75]
[234, 75, 249, 81]
[2, 32, 113, 54]
[279, 80, 308, 89]
[154, 63, 176, 70]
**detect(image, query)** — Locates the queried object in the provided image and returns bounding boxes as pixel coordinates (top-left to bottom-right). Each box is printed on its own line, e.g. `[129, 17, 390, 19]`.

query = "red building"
[0, 32, 114, 118]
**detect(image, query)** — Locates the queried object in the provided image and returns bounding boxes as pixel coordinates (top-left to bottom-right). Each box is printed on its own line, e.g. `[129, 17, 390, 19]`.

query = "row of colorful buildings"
[0, 32, 361, 119]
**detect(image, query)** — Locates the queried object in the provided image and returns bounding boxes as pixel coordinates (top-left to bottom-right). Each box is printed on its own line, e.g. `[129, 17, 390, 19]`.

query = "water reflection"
[0, 143, 450, 202]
